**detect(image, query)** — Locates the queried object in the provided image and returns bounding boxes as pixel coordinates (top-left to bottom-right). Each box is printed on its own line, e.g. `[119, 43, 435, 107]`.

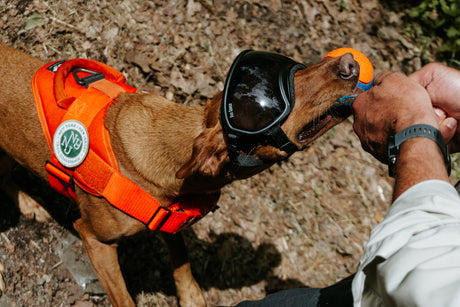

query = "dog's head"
[176, 52, 360, 181]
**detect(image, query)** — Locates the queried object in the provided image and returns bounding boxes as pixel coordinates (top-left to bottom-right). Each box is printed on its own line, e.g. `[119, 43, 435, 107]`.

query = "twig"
[49, 16, 84, 33]
[50, 260, 63, 271]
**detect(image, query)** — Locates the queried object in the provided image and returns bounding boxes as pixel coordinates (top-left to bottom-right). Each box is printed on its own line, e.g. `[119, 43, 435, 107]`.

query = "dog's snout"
[338, 53, 359, 80]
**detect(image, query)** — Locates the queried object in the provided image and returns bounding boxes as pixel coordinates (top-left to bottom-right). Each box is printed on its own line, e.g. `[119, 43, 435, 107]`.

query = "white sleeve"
[352, 180, 460, 307]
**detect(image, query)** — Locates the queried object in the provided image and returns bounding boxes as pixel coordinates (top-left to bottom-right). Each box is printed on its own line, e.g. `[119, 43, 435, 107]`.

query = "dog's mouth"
[297, 87, 361, 144]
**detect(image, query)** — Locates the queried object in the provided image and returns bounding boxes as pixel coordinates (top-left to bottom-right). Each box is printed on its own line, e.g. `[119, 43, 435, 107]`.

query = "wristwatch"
[387, 124, 451, 177]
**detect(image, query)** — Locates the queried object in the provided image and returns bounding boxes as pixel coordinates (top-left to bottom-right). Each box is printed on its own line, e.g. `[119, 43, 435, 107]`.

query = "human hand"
[410, 63, 460, 152]
[352, 71, 439, 163]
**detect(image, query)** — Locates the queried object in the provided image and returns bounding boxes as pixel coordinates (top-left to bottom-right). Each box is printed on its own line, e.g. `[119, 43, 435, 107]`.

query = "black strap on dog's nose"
[226, 125, 298, 168]
[266, 125, 298, 154]
[226, 133, 265, 167]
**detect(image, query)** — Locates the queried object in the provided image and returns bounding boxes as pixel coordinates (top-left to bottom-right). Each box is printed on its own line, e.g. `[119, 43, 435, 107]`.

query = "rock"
[57, 234, 105, 295]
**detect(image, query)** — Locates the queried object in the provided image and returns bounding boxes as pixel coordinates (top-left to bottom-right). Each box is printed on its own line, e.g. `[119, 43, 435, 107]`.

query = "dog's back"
[0, 44, 50, 177]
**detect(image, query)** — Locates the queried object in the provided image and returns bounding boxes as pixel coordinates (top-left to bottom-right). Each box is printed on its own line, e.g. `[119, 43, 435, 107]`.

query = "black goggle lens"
[222, 51, 304, 134]
[228, 61, 287, 132]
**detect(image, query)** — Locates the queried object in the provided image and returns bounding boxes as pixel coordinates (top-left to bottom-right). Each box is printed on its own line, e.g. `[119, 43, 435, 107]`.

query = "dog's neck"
[104, 92, 233, 203]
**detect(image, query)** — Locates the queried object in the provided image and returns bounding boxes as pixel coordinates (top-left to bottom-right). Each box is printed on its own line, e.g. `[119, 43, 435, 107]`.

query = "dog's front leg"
[162, 232, 206, 307]
[74, 218, 136, 307]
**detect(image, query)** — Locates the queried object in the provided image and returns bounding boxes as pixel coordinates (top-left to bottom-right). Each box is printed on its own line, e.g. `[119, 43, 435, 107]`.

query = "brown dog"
[0, 43, 359, 306]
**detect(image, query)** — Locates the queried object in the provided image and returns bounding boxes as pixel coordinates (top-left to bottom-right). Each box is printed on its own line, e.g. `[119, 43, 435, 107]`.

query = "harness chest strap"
[73, 148, 219, 232]
[32, 59, 218, 233]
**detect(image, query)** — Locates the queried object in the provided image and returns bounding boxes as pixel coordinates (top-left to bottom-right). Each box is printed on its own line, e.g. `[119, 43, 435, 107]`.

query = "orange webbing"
[90, 79, 127, 99]
[53, 59, 126, 108]
[45, 158, 77, 200]
[72, 147, 219, 232]
[61, 85, 119, 168]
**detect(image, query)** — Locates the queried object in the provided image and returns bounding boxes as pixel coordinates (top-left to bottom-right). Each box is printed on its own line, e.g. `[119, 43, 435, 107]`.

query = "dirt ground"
[0, 0, 457, 306]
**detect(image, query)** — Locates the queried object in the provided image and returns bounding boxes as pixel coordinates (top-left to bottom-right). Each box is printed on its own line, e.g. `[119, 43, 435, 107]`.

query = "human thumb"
[439, 117, 457, 145]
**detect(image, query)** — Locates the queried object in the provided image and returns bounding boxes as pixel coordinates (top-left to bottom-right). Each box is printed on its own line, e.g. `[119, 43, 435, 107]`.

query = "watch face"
[388, 156, 397, 177]
[387, 135, 397, 177]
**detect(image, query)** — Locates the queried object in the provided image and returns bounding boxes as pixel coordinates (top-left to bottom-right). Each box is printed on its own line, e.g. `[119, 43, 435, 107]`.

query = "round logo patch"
[53, 120, 89, 168]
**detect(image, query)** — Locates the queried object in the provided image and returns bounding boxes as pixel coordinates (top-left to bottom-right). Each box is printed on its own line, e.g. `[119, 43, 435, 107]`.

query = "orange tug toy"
[322, 47, 374, 92]
[32, 59, 219, 233]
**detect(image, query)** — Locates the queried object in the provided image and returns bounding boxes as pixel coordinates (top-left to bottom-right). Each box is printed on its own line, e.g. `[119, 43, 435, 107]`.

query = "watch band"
[387, 124, 451, 177]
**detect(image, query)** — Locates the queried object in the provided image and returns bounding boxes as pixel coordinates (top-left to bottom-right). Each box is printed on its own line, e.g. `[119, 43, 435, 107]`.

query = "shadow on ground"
[0, 191, 21, 232]
[119, 229, 306, 299]
[2, 165, 305, 302]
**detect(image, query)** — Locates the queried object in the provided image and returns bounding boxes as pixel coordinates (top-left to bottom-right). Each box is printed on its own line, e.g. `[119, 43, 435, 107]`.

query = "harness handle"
[72, 68, 105, 88]
[53, 59, 127, 109]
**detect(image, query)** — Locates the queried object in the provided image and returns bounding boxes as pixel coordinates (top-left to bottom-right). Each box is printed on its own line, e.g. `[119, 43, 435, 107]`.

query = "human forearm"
[393, 136, 450, 199]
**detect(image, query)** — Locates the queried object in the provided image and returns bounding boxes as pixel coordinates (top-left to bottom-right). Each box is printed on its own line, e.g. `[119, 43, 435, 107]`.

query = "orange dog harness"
[32, 59, 218, 233]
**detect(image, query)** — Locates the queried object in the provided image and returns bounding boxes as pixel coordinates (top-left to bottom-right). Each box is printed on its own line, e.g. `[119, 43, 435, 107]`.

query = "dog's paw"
[174, 263, 206, 307]
[0, 262, 5, 296]
[178, 285, 206, 307]
[18, 191, 51, 222]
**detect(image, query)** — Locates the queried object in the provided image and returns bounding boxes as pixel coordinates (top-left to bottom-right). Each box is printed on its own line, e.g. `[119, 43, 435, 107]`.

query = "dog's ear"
[176, 125, 228, 179]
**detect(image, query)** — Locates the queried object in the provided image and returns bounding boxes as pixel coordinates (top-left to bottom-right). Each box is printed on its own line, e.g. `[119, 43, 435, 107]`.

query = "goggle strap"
[267, 126, 298, 155]
[285, 63, 307, 105]
[226, 134, 264, 167]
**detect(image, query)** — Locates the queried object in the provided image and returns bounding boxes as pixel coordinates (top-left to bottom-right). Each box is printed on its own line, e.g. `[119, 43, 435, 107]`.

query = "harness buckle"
[45, 160, 74, 186]
[72, 68, 105, 88]
[147, 206, 172, 231]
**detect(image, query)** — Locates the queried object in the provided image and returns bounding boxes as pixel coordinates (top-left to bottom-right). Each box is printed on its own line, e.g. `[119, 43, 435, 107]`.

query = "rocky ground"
[0, 0, 458, 306]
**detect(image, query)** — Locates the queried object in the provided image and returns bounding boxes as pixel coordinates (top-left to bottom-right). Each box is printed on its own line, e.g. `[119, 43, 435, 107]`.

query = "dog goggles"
[219, 50, 306, 167]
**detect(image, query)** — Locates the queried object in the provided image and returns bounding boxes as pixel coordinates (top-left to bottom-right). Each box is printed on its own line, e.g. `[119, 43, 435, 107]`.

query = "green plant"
[25, 13, 44, 31]
[409, 0, 460, 61]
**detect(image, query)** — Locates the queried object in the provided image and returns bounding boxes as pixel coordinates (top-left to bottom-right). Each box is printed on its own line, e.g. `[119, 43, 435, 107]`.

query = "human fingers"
[372, 71, 393, 86]
[434, 107, 447, 122]
[438, 117, 457, 146]
[352, 73, 403, 162]
[357, 72, 435, 128]
[410, 63, 460, 117]
[352, 71, 438, 162]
